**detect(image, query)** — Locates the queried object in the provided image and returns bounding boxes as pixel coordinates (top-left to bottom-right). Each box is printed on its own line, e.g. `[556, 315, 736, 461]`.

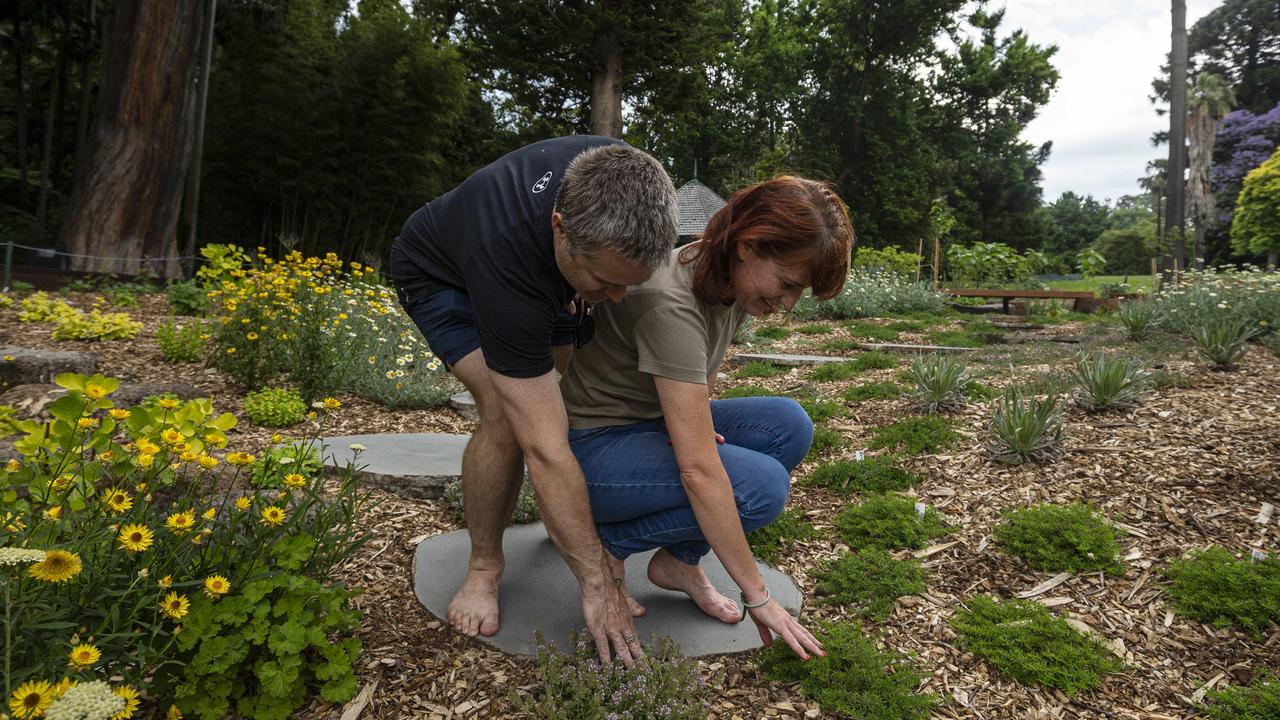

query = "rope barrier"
[5, 242, 201, 263]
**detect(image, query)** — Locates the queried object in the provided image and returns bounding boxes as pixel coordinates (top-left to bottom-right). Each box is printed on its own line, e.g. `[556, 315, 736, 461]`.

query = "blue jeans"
[567, 396, 814, 565]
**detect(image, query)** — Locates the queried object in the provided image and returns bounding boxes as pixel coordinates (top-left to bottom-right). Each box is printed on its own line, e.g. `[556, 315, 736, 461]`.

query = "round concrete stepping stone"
[413, 522, 804, 657]
[448, 391, 478, 422]
[320, 433, 469, 500]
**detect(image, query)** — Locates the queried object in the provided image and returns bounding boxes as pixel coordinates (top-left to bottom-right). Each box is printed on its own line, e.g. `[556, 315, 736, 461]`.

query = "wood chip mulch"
[3, 300, 1279, 719]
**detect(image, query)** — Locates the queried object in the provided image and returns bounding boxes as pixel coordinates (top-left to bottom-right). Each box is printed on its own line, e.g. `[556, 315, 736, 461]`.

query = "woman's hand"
[747, 600, 825, 660]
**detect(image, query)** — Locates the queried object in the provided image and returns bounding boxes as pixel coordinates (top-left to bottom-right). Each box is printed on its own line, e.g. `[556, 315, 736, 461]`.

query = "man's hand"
[580, 554, 644, 666]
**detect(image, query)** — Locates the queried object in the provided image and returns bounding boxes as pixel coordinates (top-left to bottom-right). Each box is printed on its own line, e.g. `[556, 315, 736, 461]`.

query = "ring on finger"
[625, 633, 637, 643]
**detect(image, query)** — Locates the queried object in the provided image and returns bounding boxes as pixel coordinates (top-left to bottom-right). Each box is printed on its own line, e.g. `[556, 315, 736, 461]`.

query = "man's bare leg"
[446, 350, 524, 637]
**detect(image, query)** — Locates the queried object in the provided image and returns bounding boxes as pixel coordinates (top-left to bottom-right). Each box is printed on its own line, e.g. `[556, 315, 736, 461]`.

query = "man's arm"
[487, 369, 641, 665]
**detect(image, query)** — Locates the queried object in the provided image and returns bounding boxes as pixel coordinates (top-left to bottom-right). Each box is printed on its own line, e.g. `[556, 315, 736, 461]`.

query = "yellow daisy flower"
[8, 679, 54, 719]
[203, 575, 231, 598]
[160, 428, 184, 445]
[5, 458, 20, 472]
[28, 550, 82, 583]
[44, 506, 63, 521]
[100, 450, 114, 461]
[195, 454, 219, 469]
[259, 506, 286, 527]
[321, 397, 341, 411]
[51, 677, 77, 699]
[49, 475, 74, 493]
[246, 332, 258, 341]
[226, 452, 255, 466]
[117, 524, 154, 553]
[112, 684, 140, 720]
[158, 398, 181, 410]
[179, 450, 198, 462]
[164, 511, 195, 535]
[202, 507, 217, 521]
[2, 511, 26, 533]
[160, 591, 190, 621]
[158, 575, 173, 588]
[270, 433, 284, 443]
[136, 454, 156, 469]
[68, 643, 102, 669]
[234, 496, 252, 511]
[282, 473, 305, 489]
[76, 417, 99, 430]
[103, 488, 133, 514]
[136, 439, 160, 455]
[167, 704, 184, 719]
[108, 408, 130, 421]
[84, 383, 109, 400]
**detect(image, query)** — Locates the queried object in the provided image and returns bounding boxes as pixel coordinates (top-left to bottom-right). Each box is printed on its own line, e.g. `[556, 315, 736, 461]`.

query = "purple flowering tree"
[1207, 102, 1280, 262]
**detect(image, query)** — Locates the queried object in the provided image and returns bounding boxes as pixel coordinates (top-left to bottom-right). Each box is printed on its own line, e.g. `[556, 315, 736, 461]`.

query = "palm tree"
[1187, 72, 1236, 269]
[1164, 0, 1188, 279]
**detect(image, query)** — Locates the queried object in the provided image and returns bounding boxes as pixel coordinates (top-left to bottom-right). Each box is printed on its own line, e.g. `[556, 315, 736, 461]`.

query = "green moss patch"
[834, 494, 951, 550]
[952, 595, 1124, 694]
[1204, 672, 1280, 720]
[812, 352, 898, 381]
[805, 426, 846, 461]
[994, 503, 1124, 575]
[868, 416, 960, 456]
[755, 324, 791, 340]
[843, 320, 901, 341]
[1164, 547, 1280, 638]
[805, 457, 920, 495]
[735, 360, 789, 378]
[794, 323, 833, 335]
[797, 397, 846, 422]
[759, 622, 935, 720]
[814, 549, 928, 620]
[819, 338, 862, 353]
[720, 385, 781, 399]
[746, 507, 819, 564]
[842, 381, 904, 401]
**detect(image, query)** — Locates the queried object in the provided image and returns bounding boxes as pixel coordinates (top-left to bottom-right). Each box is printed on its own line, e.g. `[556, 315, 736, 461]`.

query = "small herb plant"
[842, 320, 901, 341]
[746, 506, 819, 563]
[995, 503, 1124, 575]
[1163, 546, 1280, 638]
[1190, 316, 1257, 370]
[1117, 300, 1159, 340]
[754, 324, 791, 341]
[794, 323, 833, 335]
[1071, 351, 1153, 412]
[868, 416, 959, 456]
[988, 389, 1063, 464]
[797, 397, 845, 422]
[720, 385, 780, 399]
[952, 595, 1123, 694]
[759, 622, 935, 720]
[905, 354, 970, 413]
[167, 278, 208, 316]
[735, 360, 788, 378]
[442, 479, 541, 526]
[805, 426, 845, 461]
[1203, 672, 1280, 720]
[834, 494, 951, 550]
[814, 549, 927, 620]
[249, 442, 324, 488]
[244, 387, 308, 427]
[842, 381, 903, 401]
[805, 456, 919, 495]
[155, 319, 209, 363]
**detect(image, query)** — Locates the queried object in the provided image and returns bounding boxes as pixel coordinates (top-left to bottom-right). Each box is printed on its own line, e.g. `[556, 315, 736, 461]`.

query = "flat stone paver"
[414, 522, 803, 656]
[321, 433, 470, 500]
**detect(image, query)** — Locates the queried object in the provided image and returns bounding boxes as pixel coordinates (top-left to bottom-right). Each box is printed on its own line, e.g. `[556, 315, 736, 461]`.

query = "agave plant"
[1116, 300, 1159, 341]
[1189, 316, 1258, 370]
[988, 389, 1063, 465]
[905, 353, 970, 413]
[1071, 351, 1153, 412]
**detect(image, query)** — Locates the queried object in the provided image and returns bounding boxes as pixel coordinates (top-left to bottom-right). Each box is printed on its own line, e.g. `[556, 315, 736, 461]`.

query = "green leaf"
[268, 621, 309, 655]
[210, 412, 238, 432]
[271, 533, 316, 571]
[54, 373, 86, 391]
[48, 394, 85, 423]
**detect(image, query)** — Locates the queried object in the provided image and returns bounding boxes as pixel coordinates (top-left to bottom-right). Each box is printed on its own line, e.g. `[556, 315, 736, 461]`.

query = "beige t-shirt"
[561, 246, 748, 429]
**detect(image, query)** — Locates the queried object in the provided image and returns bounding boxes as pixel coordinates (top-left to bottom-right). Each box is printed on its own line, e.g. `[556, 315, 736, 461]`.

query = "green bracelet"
[738, 588, 771, 623]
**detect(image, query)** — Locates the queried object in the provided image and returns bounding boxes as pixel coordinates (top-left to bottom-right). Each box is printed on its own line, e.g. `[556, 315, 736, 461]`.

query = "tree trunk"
[1164, 0, 1188, 278]
[73, 1, 99, 179]
[1186, 104, 1217, 271]
[181, 0, 218, 279]
[37, 22, 70, 233]
[58, 0, 205, 279]
[588, 4, 623, 138]
[13, 16, 29, 205]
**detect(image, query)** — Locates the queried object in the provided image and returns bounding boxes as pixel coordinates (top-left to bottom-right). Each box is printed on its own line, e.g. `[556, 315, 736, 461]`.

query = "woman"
[559, 175, 853, 660]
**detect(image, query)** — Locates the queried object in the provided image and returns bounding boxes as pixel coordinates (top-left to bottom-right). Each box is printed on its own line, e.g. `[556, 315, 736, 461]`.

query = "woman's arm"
[654, 375, 823, 660]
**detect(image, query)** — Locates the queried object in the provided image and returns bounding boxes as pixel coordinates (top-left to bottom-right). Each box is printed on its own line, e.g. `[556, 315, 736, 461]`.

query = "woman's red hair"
[680, 176, 854, 304]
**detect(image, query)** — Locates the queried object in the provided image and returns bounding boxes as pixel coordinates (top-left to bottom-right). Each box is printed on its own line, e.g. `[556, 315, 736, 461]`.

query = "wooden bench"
[944, 288, 1098, 314]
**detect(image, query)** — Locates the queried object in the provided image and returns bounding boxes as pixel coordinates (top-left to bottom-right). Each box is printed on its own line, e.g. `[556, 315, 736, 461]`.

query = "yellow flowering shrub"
[2, 374, 368, 719]
[203, 245, 451, 406]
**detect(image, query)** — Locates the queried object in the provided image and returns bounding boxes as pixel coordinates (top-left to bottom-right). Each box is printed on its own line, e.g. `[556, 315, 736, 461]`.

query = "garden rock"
[0, 382, 201, 420]
[413, 522, 804, 656]
[320, 433, 471, 500]
[0, 346, 98, 389]
[448, 391, 479, 422]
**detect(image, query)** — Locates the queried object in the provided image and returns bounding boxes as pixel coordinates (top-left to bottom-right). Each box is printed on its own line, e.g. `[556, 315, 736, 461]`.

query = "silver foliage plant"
[1071, 351, 1154, 412]
[988, 389, 1063, 465]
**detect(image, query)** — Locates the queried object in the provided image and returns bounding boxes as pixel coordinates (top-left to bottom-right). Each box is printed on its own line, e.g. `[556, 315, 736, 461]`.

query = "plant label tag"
[915, 501, 927, 519]
[854, 450, 865, 462]
[1252, 548, 1267, 563]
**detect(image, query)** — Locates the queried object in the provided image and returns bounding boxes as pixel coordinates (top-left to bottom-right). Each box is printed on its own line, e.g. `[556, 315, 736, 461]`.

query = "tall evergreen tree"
[1165, 0, 1190, 275]
[1186, 71, 1235, 267]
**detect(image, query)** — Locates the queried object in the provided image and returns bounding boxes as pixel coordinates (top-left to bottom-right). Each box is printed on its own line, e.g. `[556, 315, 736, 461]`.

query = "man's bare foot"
[646, 549, 740, 624]
[447, 568, 502, 637]
[606, 554, 647, 617]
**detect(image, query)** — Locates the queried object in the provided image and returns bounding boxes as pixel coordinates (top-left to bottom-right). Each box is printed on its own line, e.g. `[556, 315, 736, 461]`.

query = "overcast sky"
[996, 0, 1220, 204]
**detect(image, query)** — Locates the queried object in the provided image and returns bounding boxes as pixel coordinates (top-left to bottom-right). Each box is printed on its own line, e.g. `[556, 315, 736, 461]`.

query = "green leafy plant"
[988, 390, 1063, 464]
[868, 416, 959, 456]
[794, 323, 832, 335]
[50, 305, 144, 341]
[952, 595, 1123, 694]
[156, 319, 210, 363]
[0, 404, 19, 437]
[746, 507, 819, 563]
[754, 324, 790, 341]
[1117, 300, 1159, 340]
[796, 397, 845, 422]
[804, 426, 845, 461]
[243, 387, 308, 428]
[759, 621, 935, 719]
[104, 284, 143, 308]
[842, 381, 903, 401]
[814, 549, 927, 620]
[515, 631, 707, 719]
[442, 479, 541, 526]
[249, 442, 324, 488]
[853, 246, 922, 279]
[923, 328, 988, 348]
[18, 291, 72, 322]
[818, 338, 862, 352]
[719, 385, 780, 399]
[735, 361, 788, 379]
[805, 457, 919, 495]
[905, 354, 970, 413]
[1164, 546, 1280, 638]
[1071, 351, 1153, 411]
[834, 494, 951, 550]
[1189, 316, 1258, 370]
[842, 320, 901, 342]
[995, 503, 1124, 574]
[167, 279, 209, 316]
[1203, 672, 1280, 720]
[812, 351, 897, 381]
[1075, 248, 1107, 278]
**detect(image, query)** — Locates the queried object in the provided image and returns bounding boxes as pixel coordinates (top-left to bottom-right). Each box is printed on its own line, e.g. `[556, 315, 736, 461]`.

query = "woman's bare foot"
[447, 568, 502, 637]
[606, 554, 647, 617]
[646, 549, 740, 624]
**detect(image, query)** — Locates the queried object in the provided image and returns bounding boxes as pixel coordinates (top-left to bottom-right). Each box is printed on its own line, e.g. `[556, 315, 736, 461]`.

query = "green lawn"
[1042, 275, 1154, 294]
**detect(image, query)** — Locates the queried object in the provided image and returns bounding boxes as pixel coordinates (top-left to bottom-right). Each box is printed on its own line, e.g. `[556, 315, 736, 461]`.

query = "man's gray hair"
[556, 144, 677, 270]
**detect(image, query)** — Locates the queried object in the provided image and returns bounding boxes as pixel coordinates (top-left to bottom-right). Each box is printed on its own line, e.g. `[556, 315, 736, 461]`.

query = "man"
[390, 136, 678, 665]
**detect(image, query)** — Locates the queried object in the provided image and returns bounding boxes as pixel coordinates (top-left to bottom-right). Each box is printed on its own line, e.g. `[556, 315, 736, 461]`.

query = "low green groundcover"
[1203, 672, 1280, 720]
[1164, 546, 1280, 638]
[834, 494, 951, 550]
[814, 548, 927, 620]
[994, 503, 1124, 575]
